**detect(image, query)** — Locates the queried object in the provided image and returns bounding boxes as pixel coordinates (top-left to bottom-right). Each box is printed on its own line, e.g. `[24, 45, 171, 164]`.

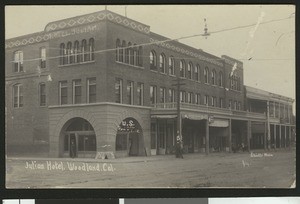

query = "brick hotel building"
[5, 10, 295, 158]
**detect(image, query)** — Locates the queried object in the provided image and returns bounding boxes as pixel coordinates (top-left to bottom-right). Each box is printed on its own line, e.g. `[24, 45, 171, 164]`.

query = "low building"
[5, 10, 295, 158]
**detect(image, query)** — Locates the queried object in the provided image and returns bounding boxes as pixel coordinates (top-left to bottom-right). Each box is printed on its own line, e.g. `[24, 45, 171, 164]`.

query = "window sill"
[59, 60, 96, 68]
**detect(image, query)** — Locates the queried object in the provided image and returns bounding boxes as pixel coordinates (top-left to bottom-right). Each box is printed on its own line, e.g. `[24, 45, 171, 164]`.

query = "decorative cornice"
[6, 10, 150, 49]
[149, 38, 223, 67]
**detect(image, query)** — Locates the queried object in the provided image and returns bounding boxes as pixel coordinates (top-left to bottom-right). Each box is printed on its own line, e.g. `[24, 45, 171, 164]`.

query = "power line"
[7, 14, 294, 64]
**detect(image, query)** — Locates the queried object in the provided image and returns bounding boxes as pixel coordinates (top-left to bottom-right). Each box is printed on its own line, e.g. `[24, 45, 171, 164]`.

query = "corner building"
[5, 10, 295, 158]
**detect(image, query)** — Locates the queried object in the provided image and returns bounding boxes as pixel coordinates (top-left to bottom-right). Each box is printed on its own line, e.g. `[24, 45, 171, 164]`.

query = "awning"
[151, 115, 177, 119]
[209, 119, 229, 127]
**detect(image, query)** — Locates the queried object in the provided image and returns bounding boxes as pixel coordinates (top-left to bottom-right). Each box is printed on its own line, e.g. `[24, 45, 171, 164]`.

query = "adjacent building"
[5, 10, 295, 158]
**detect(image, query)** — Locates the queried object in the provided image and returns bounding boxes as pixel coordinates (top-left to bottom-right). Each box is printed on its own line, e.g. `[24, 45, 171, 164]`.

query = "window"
[159, 53, 166, 73]
[180, 60, 186, 78]
[127, 81, 134, 105]
[40, 47, 46, 68]
[187, 92, 192, 103]
[234, 100, 237, 110]
[74, 41, 80, 63]
[59, 81, 68, 105]
[180, 91, 186, 103]
[228, 100, 232, 109]
[211, 96, 216, 107]
[138, 46, 143, 66]
[137, 83, 144, 106]
[195, 64, 200, 81]
[73, 80, 82, 104]
[150, 50, 157, 71]
[128, 42, 133, 65]
[219, 71, 223, 87]
[195, 94, 201, 105]
[219, 98, 224, 108]
[115, 78, 122, 103]
[122, 40, 126, 63]
[87, 78, 96, 103]
[81, 39, 87, 62]
[133, 45, 138, 66]
[116, 39, 122, 62]
[13, 51, 24, 72]
[187, 62, 192, 79]
[39, 83, 46, 106]
[211, 70, 216, 85]
[204, 67, 209, 84]
[160, 87, 166, 103]
[168, 89, 175, 103]
[238, 102, 241, 110]
[204, 95, 209, 106]
[13, 84, 23, 108]
[67, 42, 73, 64]
[169, 56, 175, 75]
[60, 43, 66, 65]
[150, 85, 157, 104]
[89, 38, 95, 61]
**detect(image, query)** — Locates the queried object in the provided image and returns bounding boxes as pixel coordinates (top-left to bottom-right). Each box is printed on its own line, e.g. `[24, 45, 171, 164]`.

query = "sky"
[5, 5, 295, 106]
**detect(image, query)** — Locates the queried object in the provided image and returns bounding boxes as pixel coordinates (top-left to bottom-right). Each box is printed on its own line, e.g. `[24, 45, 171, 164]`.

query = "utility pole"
[172, 77, 185, 141]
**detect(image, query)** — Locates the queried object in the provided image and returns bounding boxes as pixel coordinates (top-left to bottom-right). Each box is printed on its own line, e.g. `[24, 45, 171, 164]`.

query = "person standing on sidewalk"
[175, 135, 184, 159]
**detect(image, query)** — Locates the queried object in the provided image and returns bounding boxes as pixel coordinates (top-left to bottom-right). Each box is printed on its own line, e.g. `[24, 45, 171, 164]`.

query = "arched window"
[168, 56, 175, 75]
[128, 42, 132, 65]
[187, 62, 192, 79]
[67, 42, 73, 64]
[211, 69, 216, 85]
[159, 53, 166, 73]
[133, 44, 138, 66]
[219, 71, 223, 87]
[150, 50, 157, 71]
[116, 39, 121, 62]
[89, 38, 95, 61]
[74, 41, 80, 63]
[13, 83, 23, 108]
[122, 40, 126, 63]
[195, 64, 200, 81]
[204, 67, 209, 84]
[180, 60, 186, 78]
[13, 50, 24, 72]
[81, 39, 87, 62]
[138, 46, 143, 66]
[60, 43, 65, 65]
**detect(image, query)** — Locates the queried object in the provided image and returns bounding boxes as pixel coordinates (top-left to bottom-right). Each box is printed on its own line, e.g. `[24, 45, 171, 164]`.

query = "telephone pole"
[172, 77, 185, 140]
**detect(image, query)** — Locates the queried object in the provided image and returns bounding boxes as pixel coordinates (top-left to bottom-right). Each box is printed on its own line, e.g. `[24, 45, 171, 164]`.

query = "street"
[6, 149, 295, 188]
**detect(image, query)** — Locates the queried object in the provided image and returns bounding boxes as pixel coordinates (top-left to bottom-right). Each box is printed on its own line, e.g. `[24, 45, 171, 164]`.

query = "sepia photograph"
[5, 5, 296, 188]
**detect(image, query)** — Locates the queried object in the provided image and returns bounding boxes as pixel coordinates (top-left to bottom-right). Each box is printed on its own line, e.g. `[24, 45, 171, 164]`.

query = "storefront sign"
[209, 119, 229, 127]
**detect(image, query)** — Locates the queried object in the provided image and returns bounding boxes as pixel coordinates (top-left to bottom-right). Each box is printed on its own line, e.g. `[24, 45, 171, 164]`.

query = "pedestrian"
[175, 135, 184, 159]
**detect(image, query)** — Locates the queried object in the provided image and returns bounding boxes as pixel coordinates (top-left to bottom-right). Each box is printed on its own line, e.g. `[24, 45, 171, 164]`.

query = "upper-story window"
[67, 42, 73, 64]
[72, 80, 82, 104]
[133, 44, 138, 66]
[74, 41, 80, 63]
[211, 96, 217, 107]
[40, 47, 46, 68]
[87, 78, 96, 103]
[187, 62, 192, 79]
[159, 53, 166, 74]
[13, 51, 24, 72]
[60, 43, 66, 65]
[180, 91, 186, 103]
[115, 78, 123, 103]
[128, 42, 132, 65]
[195, 64, 200, 82]
[204, 67, 209, 84]
[168, 56, 175, 75]
[138, 46, 143, 67]
[39, 83, 46, 106]
[13, 83, 23, 108]
[127, 81, 134, 105]
[59, 81, 68, 105]
[160, 87, 166, 103]
[137, 83, 144, 106]
[169, 88, 175, 103]
[116, 39, 122, 62]
[211, 69, 216, 85]
[89, 38, 95, 61]
[195, 93, 200, 105]
[219, 71, 223, 87]
[187, 92, 192, 103]
[150, 85, 157, 104]
[81, 39, 88, 62]
[204, 95, 209, 106]
[150, 50, 157, 71]
[180, 60, 186, 78]
[219, 98, 224, 108]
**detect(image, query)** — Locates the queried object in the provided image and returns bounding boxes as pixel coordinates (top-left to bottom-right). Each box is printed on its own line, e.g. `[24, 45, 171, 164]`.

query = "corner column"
[205, 119, 209, 155]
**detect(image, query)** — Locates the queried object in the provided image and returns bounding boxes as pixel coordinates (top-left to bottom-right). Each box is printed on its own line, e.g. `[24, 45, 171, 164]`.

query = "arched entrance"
[61, 117, 96, 158]
[115, 117, 144, 157]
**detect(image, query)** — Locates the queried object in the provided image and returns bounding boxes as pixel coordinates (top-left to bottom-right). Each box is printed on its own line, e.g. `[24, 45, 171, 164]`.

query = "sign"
[117, 119, 139, 133]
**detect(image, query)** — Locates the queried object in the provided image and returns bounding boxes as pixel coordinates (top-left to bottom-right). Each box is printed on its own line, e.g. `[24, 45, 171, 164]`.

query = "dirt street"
[6, 150, 295, 188]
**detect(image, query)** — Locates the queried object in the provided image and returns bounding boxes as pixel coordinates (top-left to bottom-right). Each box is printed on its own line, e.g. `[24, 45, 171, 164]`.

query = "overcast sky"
[5, 5, 295, 105]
